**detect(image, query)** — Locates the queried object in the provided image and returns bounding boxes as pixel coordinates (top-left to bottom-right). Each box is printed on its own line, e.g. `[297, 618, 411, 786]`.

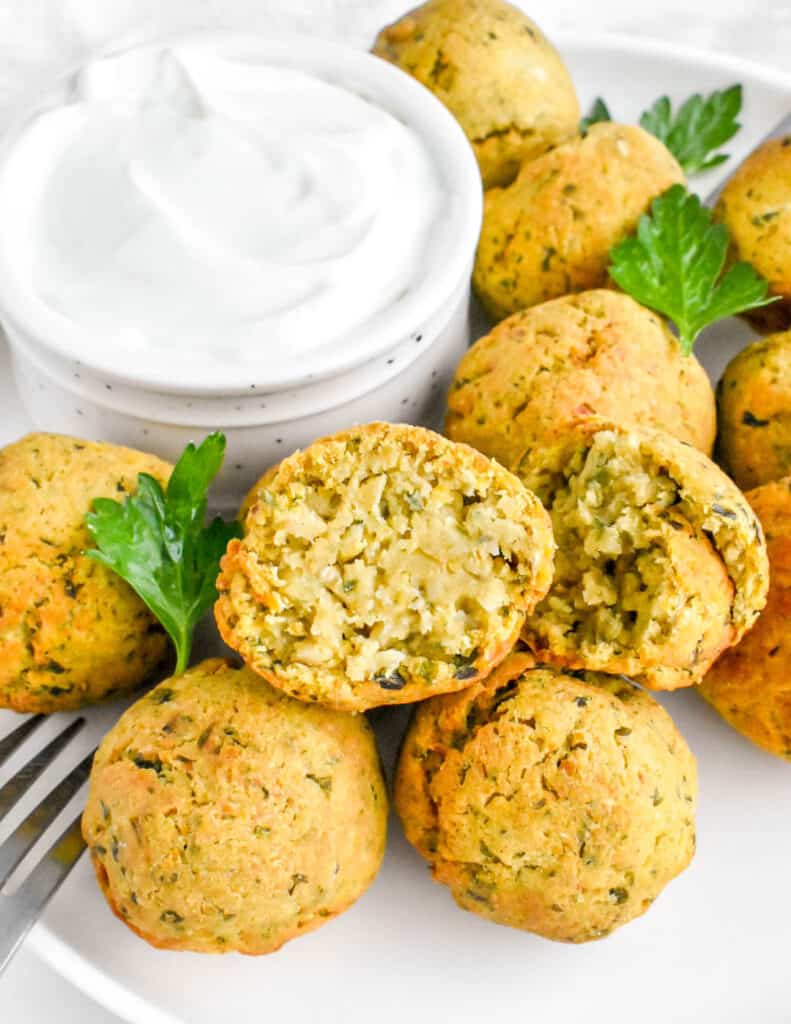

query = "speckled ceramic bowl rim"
[6, 272, 470, 428]
[0, 30, 483, 397]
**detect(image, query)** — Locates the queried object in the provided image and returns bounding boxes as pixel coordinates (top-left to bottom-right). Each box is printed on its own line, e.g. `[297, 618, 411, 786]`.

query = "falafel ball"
[446, 290, 716, 465]
[82, 658, 388, 954]
[714, 137, 791, 333]
[0, 433, 171, 713]
[372, 0, 579, 189]
[473, 123, 684, 321]
[514, 418, 769, 690]
[216, 422, 555, 712]
[395, 651, 697, 942]
[716, 330, 791, 489]
[699, 478, 791, 760]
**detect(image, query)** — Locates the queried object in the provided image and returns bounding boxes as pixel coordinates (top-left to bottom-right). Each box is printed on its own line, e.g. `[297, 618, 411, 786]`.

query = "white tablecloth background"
[2, 0, 789, 1019]
[0, 0, 789, 130]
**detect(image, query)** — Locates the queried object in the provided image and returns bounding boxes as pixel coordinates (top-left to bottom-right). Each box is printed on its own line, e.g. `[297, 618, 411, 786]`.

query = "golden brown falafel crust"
[217, 422, 554, 712]
[714, 137, 791, 333]
[0, 433, 171, 713]
[699, 478, 791, 760]
[446, 290, 716, 465]
[372, 0, 579, 189]
[82, 658, 388, 954]
[395, 652, 697, 942]
[515, 418, 769, 690]
[473, 123, 684, 321]
[716, 330, 791, 489]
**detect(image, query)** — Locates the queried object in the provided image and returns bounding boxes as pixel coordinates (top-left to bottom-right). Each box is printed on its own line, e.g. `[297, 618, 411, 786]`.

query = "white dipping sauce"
[16, 46, 446, 363]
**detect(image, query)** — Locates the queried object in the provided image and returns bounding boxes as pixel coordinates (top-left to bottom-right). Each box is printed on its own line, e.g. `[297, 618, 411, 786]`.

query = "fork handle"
[0, 890, 39, 976]
[0, 815, 85, 977]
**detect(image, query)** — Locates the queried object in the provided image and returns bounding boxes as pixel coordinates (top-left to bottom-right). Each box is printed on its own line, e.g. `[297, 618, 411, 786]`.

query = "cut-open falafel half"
[514, 418, 769, 690]
[216, 422, 555, 712]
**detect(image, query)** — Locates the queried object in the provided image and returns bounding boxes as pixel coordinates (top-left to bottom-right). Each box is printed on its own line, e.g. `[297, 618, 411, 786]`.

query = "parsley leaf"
[609, 184, 778, 355]
[580, 97, 612, 134]
[639, 84, 742, 174]
[579, 85, 742, 173]
[85, 433, 241, 675]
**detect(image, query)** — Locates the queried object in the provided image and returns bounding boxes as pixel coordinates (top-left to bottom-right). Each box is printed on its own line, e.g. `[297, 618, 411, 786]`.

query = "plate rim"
[30, 925, 182, 1024]
[558, 27, 791, 93]
[24, 26, 791, 1024]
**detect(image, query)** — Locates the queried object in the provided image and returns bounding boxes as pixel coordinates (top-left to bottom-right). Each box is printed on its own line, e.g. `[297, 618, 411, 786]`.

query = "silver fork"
[0, 715, 94, 975]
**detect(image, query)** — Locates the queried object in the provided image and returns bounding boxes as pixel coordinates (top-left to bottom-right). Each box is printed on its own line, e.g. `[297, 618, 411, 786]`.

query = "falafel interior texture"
[395, 653, 697, 943]
[216, 423, 554, 711]
[0, 433, 171, 712]
[517, 423, 769, 690]
[82, 659, 388, 955]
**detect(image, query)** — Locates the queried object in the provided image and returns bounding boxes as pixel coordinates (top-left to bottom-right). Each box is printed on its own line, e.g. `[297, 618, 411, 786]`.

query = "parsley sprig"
[609, 185, 777, 355]
[85, 433, 241, 675]
[639, 85, 742, 174]
[579, 97, 612, 134]
[580, 84, 742, 174]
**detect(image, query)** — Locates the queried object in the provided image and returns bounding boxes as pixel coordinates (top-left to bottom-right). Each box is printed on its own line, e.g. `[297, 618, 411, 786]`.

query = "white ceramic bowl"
[0, 32, 482, 512]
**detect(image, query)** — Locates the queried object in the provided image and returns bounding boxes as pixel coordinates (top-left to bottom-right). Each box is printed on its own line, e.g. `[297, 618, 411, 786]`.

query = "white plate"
[1, 29, 790, 1024]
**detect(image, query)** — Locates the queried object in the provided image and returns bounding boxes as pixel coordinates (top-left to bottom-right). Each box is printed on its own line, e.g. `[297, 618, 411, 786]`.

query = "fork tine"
[0, 750, 95, 888]
[0, 718, 85, 826]
[0, 813, 85, 976]
[0, 716, 46, 769]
